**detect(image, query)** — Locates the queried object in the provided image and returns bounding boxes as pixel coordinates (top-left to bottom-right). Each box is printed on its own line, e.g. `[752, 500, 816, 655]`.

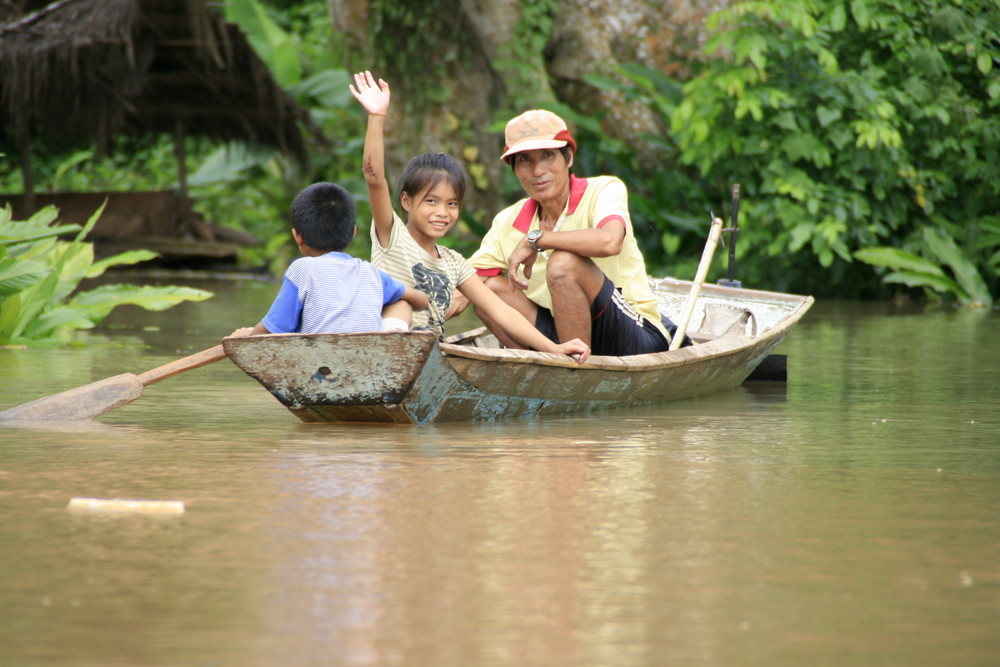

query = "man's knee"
[545, 250, 587, 283]
[546, 251, 604, 298]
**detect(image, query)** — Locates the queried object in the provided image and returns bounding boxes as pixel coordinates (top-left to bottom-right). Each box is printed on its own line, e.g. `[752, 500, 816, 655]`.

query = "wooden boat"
[222, 277, 813, 424]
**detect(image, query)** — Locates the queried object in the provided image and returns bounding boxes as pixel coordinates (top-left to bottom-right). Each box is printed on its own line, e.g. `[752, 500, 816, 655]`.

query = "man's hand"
[349, 70, 390, 116]
[506, 238, 538, 291]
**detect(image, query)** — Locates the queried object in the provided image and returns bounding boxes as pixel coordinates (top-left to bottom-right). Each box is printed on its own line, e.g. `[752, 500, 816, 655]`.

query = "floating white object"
[67, 497, 186, 515]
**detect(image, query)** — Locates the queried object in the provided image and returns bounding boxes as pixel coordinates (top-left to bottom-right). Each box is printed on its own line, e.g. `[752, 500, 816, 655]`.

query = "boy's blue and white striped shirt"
[262, 251, 405, 334]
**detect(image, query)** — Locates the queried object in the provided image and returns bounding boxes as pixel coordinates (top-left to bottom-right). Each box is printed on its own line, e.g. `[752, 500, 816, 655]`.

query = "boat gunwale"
[440, 291, 814, 373]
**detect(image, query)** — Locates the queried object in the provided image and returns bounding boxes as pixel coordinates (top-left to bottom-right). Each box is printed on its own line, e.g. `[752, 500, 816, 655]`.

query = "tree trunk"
[328, 0, 727, 232]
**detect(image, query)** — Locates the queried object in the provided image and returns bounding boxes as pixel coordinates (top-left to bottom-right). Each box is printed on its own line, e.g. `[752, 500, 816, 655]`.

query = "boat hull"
[222, 278, 813, 424]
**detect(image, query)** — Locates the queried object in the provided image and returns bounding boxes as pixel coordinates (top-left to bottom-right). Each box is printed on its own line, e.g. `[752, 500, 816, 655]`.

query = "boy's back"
[229, 182, 427, 338]
[262, 252, 400, 334]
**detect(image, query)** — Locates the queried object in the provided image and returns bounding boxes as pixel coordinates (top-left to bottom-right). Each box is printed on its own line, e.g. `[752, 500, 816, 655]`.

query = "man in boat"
[466, 109, 674, 356]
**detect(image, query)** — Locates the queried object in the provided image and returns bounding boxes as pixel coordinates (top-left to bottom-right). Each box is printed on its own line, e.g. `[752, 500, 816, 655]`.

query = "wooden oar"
[0, 345, 228, 421]
[669, 215, 725, 351]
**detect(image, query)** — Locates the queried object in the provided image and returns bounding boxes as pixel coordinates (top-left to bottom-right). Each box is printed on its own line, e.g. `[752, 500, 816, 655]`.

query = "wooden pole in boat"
[669, 215, 725, 351]
[718, 184, 742, 288]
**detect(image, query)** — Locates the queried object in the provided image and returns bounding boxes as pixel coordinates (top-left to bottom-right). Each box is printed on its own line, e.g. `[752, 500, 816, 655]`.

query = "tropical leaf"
[73, 198, 108, 242]
[922, 227, 993, 307]
[69, 284, 213, 311]
[853, 247, 946, 276]
[0, 292, 22, 345]
[87, 250, 161, 279]
[7, 268, 62, 341]
[883, 270, 969, 300]
[289, 70, 355, 108]
[224, 0, 301, 87]
[0, 258, 50, 297]
[187, 143, 265, 186]
[23, 285, 212, 342]
[0, 219, 82, 247]
[1, 208, 215, 344]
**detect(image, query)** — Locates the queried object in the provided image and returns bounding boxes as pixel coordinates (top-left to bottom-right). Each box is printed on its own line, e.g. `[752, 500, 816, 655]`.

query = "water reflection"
[2, 281, 999, 666]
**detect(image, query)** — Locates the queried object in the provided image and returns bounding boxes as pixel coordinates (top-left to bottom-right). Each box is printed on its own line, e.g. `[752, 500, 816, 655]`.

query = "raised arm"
[458, 276, 590, 362]
[349, 71, 395, 247]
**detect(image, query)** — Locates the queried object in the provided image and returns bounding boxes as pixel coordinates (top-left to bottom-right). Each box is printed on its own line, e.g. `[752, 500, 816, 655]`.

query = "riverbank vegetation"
[0, 203, 211, 345]
[1, 0, 997, 307]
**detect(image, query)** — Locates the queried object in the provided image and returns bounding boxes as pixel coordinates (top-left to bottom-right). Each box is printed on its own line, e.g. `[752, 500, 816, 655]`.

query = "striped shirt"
[370, 211, 476, 336]
[262, 251, 405, 334]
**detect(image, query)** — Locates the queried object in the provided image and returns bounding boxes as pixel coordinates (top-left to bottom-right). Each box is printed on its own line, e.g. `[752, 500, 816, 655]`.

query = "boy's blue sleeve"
[261, 277, 303, 333]
[378, 269, 406, 305]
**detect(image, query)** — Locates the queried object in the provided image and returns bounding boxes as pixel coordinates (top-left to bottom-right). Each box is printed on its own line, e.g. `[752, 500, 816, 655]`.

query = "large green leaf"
[69, 284, 213, 311]
[288, 70, 354, 109]
[853, 247, 946, 276]
[0, 292, 22, 344]
[224, 0, 301, 87]
[0, 258, 50, 297]
[47, 242, 96, 305]
[73, 198, 108, 242]
[23, 285, 213, 341]
[87, 250, 161, 279]
[0, 219, 82, 248]
[922, 227, 993, 307]
[187, 144, 265, 186]
[883, 270, 968, 298]
[7, 267, 62, 341]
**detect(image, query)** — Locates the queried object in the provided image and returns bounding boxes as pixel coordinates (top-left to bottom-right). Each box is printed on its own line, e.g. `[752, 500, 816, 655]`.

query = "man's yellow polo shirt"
[469, 174, 666, 337]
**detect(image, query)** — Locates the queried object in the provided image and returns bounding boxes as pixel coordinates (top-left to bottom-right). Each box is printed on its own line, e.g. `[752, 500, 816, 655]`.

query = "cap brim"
[501, 138, 569, 161]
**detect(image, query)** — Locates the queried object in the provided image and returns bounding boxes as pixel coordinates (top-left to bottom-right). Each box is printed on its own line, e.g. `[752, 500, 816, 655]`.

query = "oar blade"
[0, 374, 145, 421]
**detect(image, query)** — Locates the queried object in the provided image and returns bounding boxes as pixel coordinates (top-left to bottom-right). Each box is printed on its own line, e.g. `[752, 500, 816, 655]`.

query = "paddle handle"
[137, 344, 227, 386]
[669, 216, 725, 351]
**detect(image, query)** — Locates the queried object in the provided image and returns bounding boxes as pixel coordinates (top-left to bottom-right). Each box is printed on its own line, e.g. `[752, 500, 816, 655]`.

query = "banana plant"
[854, 227, 994, 308]
[0, 204, 212, 345]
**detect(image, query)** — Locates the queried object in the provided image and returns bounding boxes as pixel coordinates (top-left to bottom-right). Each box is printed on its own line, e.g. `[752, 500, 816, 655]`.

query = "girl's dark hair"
[290, 182, 355, 251]
[398, 152, 466, 207]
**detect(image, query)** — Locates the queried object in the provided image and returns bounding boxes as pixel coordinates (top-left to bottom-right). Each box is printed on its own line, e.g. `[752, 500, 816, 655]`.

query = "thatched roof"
[0, 0, 311, 166]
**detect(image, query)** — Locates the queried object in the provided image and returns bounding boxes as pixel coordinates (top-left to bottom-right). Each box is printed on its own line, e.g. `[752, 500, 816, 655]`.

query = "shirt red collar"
[512, 175, 588, 233]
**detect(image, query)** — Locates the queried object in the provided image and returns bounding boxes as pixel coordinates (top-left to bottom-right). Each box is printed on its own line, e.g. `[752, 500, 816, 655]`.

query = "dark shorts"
[533, 277, 675, 356]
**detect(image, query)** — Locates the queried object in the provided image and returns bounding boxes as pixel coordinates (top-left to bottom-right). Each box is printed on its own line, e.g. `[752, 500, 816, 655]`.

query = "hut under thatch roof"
[1, 0, 315, 264]
[0, 0, 312, 194]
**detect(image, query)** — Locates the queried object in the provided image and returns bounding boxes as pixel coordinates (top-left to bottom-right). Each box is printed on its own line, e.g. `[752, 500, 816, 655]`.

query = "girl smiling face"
[400, 177, 461, 253]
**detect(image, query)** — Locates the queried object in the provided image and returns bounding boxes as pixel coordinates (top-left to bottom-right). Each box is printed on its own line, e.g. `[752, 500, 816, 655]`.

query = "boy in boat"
[230, 181, 429, 337]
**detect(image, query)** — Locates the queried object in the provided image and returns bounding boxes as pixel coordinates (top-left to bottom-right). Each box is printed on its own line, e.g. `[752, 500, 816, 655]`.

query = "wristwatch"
[527, 229, 544, 252]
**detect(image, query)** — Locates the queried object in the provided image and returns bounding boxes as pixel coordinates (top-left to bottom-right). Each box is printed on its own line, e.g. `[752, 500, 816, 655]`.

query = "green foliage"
[659, 0, 1000, 301]
[0, 205, 212, 345]
[224, 0, 303, 87]
[855, 225, 992, 307]
[0, 0, 364, 273]
[368, 0, 472, 109]
[575, 68, 718, 279]
[194, 0, 371, 266]
[494, 0, 560, 111]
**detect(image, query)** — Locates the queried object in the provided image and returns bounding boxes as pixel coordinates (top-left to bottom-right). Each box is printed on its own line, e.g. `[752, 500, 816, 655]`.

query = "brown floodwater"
[1, 276, 998, 666]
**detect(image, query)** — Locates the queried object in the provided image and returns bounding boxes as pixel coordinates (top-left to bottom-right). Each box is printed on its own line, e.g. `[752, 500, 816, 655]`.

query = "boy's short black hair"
[291, 182, 356, 251]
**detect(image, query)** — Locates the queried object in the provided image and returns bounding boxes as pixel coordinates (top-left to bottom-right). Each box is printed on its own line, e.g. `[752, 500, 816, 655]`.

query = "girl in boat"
[349, 70, 590, 362]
